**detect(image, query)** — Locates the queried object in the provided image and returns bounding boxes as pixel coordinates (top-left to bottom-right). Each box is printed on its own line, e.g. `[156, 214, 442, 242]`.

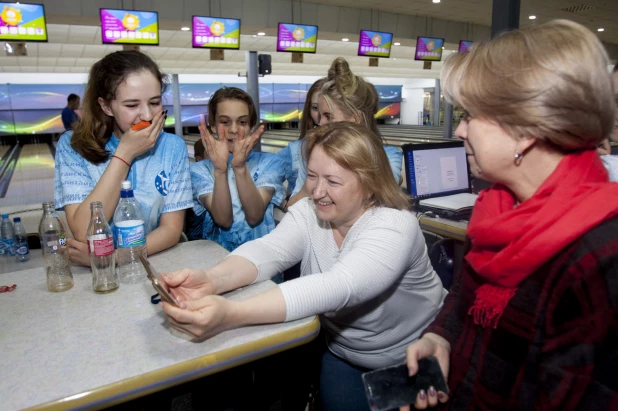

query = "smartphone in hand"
[362, 357, 448, 411]
[139, 254, 180, 308]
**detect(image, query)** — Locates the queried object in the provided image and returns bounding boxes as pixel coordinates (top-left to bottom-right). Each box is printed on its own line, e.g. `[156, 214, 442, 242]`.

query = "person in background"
[161, 122, 446, 411]
[190, 87, 285, 252]
[54, 51, 193, 266]
[61, 93, 80, 131]
[288, 57, 403, 207]
[598, 63, 618, 181]
[401, 20, 618, 410]
[194, 138, 206, 162]
[277, 78, 326, 203]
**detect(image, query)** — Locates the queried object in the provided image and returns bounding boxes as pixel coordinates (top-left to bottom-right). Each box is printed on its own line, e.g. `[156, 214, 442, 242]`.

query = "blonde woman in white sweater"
[161, 122, 446, 410]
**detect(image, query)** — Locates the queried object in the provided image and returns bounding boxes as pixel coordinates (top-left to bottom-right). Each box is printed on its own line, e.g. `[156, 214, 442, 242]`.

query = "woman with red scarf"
[402, 20, 618, 410]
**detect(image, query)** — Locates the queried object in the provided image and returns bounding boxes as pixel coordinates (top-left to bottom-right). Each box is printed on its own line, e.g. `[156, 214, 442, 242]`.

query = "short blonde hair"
[303, 122, 410, 211]
[442, 19, 616, 150]
[320, 57, 381, 138]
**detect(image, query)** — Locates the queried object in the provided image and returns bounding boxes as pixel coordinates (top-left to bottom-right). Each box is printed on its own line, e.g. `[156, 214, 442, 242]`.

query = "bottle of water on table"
[88, 201, 118, 293]
[13, 217, 29, 262]
[0, 213, 15, 258]
[114, 180, 147, 284]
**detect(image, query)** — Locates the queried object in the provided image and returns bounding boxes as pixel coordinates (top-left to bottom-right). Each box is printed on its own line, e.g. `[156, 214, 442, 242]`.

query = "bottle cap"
[121, 180, 132, 190]
[1, 214, 8, 219]
[13, 217, 20, 222]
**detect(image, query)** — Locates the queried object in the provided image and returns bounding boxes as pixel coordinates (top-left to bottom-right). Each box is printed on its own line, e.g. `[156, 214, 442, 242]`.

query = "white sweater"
[231, 198, 447, 369]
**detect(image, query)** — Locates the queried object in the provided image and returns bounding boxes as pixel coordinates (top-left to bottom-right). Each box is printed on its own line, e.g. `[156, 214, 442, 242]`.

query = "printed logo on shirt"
[155, 170, 169, 196]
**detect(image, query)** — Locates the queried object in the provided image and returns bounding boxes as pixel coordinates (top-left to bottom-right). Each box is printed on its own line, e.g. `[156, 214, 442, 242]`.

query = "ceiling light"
[342, 38, 349, 42]
[598, 28, 605, 32]
[529, 15, 536, 20]
[432, 0, 440, 3]
[257, 32, 266, 36]
[394, 42, 401, 46]
[181, 27, 190, 31]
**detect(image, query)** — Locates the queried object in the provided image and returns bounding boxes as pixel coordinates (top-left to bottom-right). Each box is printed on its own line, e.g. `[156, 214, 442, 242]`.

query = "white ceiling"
[0, 24, 454, 78]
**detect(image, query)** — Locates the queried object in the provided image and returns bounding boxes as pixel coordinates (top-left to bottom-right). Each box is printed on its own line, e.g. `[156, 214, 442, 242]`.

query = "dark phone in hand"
[362, 357, 448, 411]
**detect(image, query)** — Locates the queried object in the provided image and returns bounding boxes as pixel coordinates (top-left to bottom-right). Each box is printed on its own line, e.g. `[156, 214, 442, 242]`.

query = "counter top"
[0, 240, 319, 411]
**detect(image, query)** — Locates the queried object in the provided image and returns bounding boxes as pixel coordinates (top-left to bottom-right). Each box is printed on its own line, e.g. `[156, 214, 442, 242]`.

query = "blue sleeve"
[162, 137, 193, 213]
[291, 160, 307, 196]
[276, 144, 295, 194]
[255, 153, 287, 207]
[54, 132, 95, 209]
[384, 146, 403, 183]
[190, 160, 215, 200]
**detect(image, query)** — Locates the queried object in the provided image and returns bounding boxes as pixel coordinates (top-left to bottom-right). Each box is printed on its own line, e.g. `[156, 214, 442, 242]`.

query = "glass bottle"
[87, 201, 118, 293]
[39, 201, 73, 292]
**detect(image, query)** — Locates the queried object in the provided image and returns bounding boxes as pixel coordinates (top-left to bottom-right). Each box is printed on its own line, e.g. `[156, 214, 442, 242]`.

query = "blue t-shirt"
[190, 152, 286, 251]
[276, 139, 304, 195]
[61, 107, 78, 131]
[291, 144, 403, 195]
[54, 131, 193, 234]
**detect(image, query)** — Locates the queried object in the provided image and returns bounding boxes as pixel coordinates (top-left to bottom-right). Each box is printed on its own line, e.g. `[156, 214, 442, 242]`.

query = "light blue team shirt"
[276, 139, 303, 195]
[54, 131, 193, 234]
[291, 144, 403, 196]
[190, 152, 286, 252]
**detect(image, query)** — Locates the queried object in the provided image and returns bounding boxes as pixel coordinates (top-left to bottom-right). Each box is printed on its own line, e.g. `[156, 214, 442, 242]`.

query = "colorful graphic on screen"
[358, 30, 392, 58]
[459, 40, 473, 53]
[415, 37, 445, 61]
[375, 102, 400, 119]
[277, 23, 317, 53]
[192, 16, 240, 49]
[9, 84, 85, 109]
[100, 9, 159, 45]
[0, 2, 48, 42]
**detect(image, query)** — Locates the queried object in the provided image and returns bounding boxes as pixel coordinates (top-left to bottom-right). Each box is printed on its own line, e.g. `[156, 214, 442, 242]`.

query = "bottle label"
[0, 239, 14, 256]
[89, 236, 114, 257]
[15, 242, 29, 256]
[116, 224, 145, 248]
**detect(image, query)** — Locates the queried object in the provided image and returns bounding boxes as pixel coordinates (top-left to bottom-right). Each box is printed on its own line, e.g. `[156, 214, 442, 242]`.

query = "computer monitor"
[402, 142, 471, 199]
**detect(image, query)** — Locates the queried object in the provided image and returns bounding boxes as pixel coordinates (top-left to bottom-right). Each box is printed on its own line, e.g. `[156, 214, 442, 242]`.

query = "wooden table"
[0, 240, 320, 411]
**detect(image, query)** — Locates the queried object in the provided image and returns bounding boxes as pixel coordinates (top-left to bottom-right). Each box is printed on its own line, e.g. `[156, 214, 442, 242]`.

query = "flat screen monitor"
[414, 36, 445, 61]
[459, 40, 473, 53]
[402, 142, 470, 199]
[192, 16, 240, 49]
[277, 23, 317, 53]
[358, 30, 392, 58]
[0, 2, 48, 42]
[100, 8, 159, 45]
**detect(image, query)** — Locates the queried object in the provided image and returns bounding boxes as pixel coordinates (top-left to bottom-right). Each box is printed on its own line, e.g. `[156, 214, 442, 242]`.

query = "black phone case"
[362, 357, 448, 411]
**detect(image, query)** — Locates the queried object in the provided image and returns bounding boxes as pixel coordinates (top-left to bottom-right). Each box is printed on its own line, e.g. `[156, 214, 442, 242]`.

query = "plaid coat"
[425, 217, 618, 410]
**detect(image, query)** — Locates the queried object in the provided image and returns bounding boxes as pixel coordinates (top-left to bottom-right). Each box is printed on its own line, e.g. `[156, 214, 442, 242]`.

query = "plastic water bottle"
[88, 201, 118, 293]
[39, 202, 73, 292]
[0, 213, 15, 258]
[114, 181, 147, 284]
[13, 217, 29, 262]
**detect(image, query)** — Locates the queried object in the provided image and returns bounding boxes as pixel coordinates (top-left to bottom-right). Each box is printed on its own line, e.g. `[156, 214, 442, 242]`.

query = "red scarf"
[466, 150, 618, 328]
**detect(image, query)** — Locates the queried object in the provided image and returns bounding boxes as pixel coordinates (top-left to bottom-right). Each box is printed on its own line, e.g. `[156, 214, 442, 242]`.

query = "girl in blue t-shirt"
[276, 78, 325, 200]
[54, 50, 193, 266]
[190, 87, 285, 252]
[288, 57, 403, 207]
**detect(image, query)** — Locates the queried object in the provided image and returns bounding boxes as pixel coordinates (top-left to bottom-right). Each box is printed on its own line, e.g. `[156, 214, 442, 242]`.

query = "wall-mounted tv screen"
[0, 2, 48, 42]
[414, 36, 445, 61]
[277, 23, 317, 53]
[459, 40, 473, 53]
[192, 16, 240, 49]
[358, 30, 393, 58]
[100, 8, 159, 45]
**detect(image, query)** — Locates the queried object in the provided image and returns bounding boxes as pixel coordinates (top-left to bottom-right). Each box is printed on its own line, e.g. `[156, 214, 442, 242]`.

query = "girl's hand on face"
[199, 115, 229, 173]
[231, 124, 264, 170]
[116, 109, 166, 162]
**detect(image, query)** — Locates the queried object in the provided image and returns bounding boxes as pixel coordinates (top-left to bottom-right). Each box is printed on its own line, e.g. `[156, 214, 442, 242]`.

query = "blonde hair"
[303, 122, 410, 211]
[320, 57, 381, 138]
[442, 19, 616, 150]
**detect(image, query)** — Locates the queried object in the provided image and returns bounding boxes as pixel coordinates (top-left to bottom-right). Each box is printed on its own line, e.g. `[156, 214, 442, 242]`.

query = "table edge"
[24, 316, 321, 411]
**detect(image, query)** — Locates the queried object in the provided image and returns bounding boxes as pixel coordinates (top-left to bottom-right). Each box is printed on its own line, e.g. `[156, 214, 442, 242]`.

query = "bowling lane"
[0, 143, 55, 208]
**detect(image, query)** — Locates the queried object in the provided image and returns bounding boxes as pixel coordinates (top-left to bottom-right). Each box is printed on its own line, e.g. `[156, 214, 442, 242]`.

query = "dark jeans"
[320, 349, 371, 411]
